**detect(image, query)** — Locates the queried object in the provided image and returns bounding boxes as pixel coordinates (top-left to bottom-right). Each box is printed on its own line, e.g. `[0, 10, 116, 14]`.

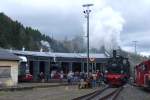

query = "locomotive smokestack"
[113, 50, 117, 57]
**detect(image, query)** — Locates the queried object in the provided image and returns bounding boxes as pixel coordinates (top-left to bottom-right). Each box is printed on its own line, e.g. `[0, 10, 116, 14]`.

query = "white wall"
[0, 61, 19, 86]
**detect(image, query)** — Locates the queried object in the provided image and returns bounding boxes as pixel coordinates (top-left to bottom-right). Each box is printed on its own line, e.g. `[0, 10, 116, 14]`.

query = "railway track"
[72, 86, 124, 100]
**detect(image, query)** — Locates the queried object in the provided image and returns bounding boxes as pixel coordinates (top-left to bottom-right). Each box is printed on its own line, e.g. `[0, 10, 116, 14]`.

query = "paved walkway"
[0, 85, 103, 100]
[0, 82, 68, 91]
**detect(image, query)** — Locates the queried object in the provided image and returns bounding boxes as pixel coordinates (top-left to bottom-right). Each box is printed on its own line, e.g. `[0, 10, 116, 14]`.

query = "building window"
[0, 66, 11, 78]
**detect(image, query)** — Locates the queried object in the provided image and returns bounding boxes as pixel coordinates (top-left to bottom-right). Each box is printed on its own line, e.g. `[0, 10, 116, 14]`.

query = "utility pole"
[51, 33, 54, 52]
[51, 33, 53, 40]
[82, 4, 93, 75]
[133, 41, 138, 54]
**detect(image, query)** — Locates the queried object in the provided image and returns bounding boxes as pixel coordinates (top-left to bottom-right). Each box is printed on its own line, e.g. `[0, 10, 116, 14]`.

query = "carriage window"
[138, 64, 142, 70]
[144, 65, 147, 71]
[141, 64, 147, 71]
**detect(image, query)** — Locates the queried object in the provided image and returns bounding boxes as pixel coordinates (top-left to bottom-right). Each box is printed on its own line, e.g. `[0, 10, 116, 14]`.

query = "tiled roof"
[0, 49, 20, 61]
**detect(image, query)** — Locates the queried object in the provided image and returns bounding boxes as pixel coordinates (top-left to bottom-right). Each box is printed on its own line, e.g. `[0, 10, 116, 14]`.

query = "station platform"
[0, 81, 68, 91]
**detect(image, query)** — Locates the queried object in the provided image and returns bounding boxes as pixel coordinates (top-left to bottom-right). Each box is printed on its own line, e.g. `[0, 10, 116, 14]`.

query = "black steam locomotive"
[104, 50, 130, 86]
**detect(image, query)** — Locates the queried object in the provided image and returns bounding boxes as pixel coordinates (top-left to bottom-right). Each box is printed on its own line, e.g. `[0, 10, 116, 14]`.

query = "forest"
[0, 12, 86, 53]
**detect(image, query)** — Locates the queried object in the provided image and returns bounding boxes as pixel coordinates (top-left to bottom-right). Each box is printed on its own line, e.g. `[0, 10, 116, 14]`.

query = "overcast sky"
[0, 0, 150, 56]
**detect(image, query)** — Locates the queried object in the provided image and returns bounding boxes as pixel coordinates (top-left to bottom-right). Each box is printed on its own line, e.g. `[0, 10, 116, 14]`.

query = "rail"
[72, 86, 123, 100]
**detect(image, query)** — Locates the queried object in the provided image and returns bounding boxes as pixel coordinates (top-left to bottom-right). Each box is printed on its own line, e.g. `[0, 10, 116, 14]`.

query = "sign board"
[90, 58, 95, 62]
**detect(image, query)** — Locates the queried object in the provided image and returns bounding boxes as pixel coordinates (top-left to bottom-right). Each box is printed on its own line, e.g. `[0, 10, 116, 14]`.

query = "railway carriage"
[104, 50, 130, 86]
[134, 60, 150, 88]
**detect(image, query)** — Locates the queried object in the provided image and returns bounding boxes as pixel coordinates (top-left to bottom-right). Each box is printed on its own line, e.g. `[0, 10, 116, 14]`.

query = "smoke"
[83, 0, 125, 52]
[40, 40, 52, 52]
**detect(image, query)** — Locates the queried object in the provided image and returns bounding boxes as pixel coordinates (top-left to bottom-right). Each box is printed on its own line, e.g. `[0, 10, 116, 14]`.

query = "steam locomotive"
[104, 50, 130, 86]
[134, 60, 150, 88]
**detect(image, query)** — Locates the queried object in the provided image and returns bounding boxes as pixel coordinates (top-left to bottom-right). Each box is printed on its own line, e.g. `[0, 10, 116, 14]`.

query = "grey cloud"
[121, 31, 150, 53]
[106, 0, 150, 53]
[106, 0, 150, 33]
[0, 0, 150, 55]
[0, 1, 83, 39]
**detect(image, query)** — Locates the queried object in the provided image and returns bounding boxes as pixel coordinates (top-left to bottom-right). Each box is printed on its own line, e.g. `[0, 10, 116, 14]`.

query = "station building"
[9, 50, 109, 81]
[0, 50, 20, 86]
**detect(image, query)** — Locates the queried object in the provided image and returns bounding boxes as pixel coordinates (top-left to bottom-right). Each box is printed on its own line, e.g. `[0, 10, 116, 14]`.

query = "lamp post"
[82, 4, 93, 75]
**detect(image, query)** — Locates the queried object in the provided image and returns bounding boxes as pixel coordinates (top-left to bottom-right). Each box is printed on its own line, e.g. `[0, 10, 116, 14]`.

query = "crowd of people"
[38, 70, 105, 89]
[67, 70, 104, 89]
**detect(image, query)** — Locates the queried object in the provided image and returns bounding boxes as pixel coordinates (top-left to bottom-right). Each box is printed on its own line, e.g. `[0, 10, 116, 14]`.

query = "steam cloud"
[83, 0, 125, 52]
[40, 40, 52, 51]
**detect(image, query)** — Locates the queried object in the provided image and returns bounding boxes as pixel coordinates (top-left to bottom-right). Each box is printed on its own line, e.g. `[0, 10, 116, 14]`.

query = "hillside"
[0, 12, 76, 52]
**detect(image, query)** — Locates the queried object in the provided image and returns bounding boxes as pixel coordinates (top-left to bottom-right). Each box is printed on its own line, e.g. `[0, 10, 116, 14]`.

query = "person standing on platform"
[40, 72, 45, 82]
[67, 71, 73, 85]
[92, 72, 97, 88]
[60, 71, 64, 82]
[96, 70, 101, 86]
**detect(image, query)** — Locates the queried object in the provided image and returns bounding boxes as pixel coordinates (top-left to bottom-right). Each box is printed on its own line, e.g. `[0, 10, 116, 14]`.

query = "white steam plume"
[83, 0, 125, 52]
[40, 40, 52, 52]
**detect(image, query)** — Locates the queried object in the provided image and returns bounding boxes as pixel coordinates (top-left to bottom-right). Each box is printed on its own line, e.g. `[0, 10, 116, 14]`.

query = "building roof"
[8, 50, 109, 59]
[0, 49, 20, 61]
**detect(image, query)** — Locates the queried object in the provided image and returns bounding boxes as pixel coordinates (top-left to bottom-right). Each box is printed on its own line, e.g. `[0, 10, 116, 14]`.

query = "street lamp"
[82, 4, 93, 75]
